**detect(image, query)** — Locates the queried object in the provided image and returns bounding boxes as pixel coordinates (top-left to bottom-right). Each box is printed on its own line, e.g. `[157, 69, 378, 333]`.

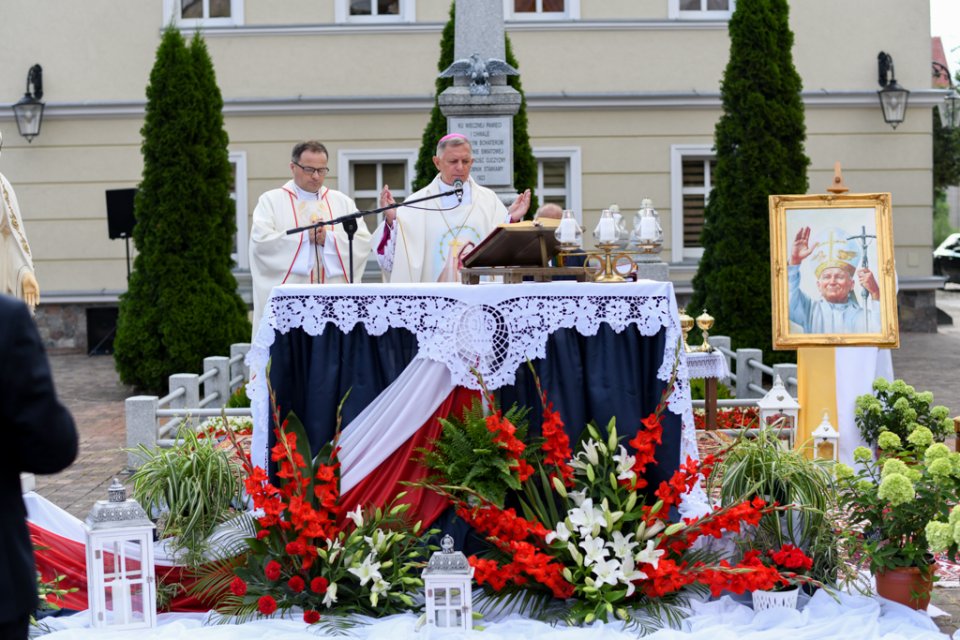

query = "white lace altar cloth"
[686, 351, 730, 381]
[247, 281, 697, 462]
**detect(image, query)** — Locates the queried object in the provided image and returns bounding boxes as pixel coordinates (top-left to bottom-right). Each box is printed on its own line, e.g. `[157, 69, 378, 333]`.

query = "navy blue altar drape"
[267, 324, 681, 493]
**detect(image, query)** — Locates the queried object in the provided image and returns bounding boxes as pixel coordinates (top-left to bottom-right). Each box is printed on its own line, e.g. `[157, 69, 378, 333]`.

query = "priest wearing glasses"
[249, 140, 372, 338]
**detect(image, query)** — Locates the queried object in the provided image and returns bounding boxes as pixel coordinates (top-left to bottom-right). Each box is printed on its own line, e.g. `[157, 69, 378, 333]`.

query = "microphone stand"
[286, 187, 462, 283]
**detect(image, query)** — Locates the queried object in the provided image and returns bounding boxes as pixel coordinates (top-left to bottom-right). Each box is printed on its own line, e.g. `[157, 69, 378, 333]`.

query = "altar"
[247, 281, 699, 525]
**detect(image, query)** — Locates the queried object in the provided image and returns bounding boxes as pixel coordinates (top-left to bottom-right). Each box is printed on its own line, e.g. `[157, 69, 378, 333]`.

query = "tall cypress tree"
[688, 0, 809, 360]
[414, 2, 538, 216]
[114, 27, 250, 392]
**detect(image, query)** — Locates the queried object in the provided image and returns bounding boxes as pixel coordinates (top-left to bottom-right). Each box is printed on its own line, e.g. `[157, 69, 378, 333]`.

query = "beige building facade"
[0, 0, 946, 348]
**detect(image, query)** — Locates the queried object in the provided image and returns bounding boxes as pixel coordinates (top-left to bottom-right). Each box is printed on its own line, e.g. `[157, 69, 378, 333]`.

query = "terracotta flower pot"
[874, 566, 934, 610]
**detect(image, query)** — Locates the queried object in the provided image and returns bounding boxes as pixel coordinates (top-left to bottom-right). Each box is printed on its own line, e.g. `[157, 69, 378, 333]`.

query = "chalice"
[679, 308, 695, 352]
[696, 309, 715, 352]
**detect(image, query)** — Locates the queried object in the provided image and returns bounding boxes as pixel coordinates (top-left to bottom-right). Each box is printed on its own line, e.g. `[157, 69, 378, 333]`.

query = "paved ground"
[29, 285, 960, 634]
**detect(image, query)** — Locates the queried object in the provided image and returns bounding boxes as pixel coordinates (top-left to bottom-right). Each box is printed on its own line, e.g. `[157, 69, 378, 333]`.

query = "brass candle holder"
[679, 308, 695, 352]
[696, 309, 715, 352]
[586, 242, 635, 283]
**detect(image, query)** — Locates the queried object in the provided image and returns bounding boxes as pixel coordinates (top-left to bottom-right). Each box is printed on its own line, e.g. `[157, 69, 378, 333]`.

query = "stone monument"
[438, 0, 521, 198]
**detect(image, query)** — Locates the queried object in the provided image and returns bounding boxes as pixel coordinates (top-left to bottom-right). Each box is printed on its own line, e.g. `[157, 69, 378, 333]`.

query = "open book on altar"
[461, 217, 561, 268]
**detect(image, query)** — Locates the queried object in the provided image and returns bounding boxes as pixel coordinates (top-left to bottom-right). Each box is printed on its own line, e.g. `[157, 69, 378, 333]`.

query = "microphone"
[453, 178, 464, 203]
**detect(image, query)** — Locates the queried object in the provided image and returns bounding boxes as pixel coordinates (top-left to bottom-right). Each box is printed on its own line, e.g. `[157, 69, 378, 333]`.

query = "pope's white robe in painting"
[0, 172, 35, 300]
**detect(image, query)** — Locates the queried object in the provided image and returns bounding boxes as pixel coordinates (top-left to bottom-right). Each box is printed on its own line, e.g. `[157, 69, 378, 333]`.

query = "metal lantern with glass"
[757, 375, 800, 448]
[84, 478, 157, 629]
[812, 411, 840, 461]
[422, 534, 474, 630]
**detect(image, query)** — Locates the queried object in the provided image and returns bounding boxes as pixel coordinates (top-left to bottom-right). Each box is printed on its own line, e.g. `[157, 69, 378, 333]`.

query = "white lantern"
[422, 534, 474, 630]
[812, 412, 840, 461]
[756, 375, 800, 447]
[84, 478, 157, 629]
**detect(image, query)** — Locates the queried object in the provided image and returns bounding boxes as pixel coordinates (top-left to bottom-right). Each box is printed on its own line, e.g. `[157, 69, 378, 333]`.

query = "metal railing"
[123, 335, 803, 467]
[124, 343, 252, 468]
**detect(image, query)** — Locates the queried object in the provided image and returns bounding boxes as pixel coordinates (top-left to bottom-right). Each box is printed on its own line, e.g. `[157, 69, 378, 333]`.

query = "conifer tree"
[414, 3, 538, 216]
[688, 0, 809, 359]
[114, 27, 250, 392]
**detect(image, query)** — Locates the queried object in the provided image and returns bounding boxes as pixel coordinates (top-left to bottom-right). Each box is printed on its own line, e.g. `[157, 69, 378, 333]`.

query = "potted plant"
[709, 424, 843, 588]
[746, 544, 814, 610]
[854, 378, 954, 445]
[833, 427, 960, 609]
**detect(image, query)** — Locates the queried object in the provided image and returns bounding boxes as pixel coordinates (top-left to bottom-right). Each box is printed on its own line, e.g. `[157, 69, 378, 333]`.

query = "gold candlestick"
[696, 309, 715, 352]
[586, 242, 634, 283]
[679, 308, 695, 352]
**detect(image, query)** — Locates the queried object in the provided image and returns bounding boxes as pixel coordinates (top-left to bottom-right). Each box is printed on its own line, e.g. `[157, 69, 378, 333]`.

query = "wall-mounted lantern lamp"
[12, 64, 45, 143]
[877, 52, 910, 129]
[932, 60, 960, 130]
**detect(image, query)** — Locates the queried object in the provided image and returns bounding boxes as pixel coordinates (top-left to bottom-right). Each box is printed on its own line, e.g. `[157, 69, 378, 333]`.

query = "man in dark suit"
[0, 294, 77, 639]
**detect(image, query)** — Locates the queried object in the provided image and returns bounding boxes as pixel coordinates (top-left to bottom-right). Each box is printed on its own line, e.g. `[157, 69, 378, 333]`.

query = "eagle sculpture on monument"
[440, 53, 519, 96]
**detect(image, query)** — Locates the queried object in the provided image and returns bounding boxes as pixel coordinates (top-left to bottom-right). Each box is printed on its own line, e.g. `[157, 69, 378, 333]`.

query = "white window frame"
[532, 147, 582, 225]
[335, 0, 416, 24]
[670, 144, 715, 262]
[668, 0, 734, 20]
[503, 0, 580, 21]
[229, 151, 249, 270]
[162, 0, 244, 27]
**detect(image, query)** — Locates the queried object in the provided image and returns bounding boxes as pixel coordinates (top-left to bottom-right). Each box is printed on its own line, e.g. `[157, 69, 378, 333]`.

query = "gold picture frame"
[769, 193, 899, 349]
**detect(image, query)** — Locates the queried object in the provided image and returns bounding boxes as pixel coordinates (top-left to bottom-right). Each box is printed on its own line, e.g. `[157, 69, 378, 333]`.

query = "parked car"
[934, 232, 960, 284]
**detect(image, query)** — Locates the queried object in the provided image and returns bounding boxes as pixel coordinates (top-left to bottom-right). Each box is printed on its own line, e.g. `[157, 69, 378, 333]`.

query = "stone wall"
[34, 303, 118, 353]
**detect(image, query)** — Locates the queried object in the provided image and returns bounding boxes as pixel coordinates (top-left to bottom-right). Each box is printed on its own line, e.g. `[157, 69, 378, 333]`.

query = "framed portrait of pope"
[769, 193, 899, 349]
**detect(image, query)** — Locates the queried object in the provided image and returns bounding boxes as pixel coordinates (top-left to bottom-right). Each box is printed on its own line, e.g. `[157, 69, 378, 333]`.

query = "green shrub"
[113, 27, 250, 392]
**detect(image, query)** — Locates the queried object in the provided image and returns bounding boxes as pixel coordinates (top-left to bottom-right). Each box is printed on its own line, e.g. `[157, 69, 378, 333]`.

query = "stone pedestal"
[634, 253, 669, 282]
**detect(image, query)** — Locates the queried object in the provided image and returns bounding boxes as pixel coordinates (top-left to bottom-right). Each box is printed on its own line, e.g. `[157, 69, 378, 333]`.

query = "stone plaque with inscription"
[448, 116, 513, 187]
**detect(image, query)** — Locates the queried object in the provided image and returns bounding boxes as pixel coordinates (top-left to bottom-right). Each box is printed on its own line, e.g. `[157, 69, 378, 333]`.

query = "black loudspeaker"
[105, 188, 137, 239]
[86, 306, 118, 356]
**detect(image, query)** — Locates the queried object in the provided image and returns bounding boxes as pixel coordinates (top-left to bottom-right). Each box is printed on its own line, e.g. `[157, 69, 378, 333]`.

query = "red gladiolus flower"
[230, 576, 247, 596]
[310, 576, 329, 594]
[258, 595, 278, 615]
[288, 575, 306, 592]
[265, 560, 282, 581]
[303, 610, 321, 624]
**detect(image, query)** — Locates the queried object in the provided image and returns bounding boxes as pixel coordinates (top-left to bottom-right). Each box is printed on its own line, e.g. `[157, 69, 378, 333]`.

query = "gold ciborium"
[679, 308, 695, 352]
[696, 309, 715, 352]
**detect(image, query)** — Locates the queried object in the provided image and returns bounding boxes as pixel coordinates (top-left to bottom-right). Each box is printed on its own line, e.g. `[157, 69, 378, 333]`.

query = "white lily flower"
[579, 439, 603, 466]
[364, 529, 388, 553]
[568, 489, 587, 506]
[345, 505, 364, 528]
[608, 530, 638, 558]
[619, 555, 648, 597]
[348, 554, 382, 586]
[546, 521, 572, 544]
[591, 558, 622, 587]
[641, 519, 665, 540]
[370, 577, 391, 606]
[322, 582, 338, 608]
[579, 535, 609, 567]
[568, 498, 604, 537]
[613, 446, 637, 481]
[635, 539, 665, 569]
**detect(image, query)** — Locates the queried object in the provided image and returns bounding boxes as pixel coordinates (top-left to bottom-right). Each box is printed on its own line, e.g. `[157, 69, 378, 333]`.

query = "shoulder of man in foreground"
[0, 294, 78, 474]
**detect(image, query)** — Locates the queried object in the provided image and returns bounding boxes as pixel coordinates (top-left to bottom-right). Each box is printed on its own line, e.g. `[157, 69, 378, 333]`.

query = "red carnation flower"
[229, 576, 247, 596]
[286, 540, 305, 555]
[288, 575, 305, 593]
[265, 560, 282, 581]
[258, 595, 278, 615]
[303, 610, 321, 624]
[310, 576, 329, 594]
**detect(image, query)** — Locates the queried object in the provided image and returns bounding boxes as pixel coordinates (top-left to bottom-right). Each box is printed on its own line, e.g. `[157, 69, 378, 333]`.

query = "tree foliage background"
[114, 28, 250, 392]
[933, 97, 960, 246]
[413, 2, 538, 216]
[688, 0, 809, 361]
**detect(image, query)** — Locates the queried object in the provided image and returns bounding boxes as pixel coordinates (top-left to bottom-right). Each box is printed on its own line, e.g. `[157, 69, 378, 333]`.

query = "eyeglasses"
[293, 161, 330, 176]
